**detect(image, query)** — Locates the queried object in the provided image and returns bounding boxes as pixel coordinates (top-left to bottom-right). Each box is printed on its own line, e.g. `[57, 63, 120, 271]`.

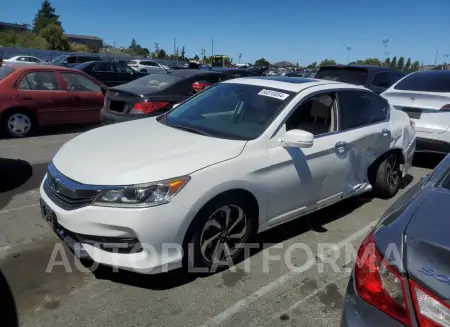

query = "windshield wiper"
[169, 124, 211, 136]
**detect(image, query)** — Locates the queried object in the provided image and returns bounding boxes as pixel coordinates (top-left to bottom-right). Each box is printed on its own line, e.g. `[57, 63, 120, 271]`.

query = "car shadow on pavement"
[0, 158, 48, 211]
[93, 194, 377, 290]
[39, 123, 101, 137]
[0, 269, 19, 327]
[413, 153, 445, 170]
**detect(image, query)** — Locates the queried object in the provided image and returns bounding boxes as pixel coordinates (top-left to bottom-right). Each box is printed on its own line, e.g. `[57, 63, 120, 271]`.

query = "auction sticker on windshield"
[258, 89, 289, 100]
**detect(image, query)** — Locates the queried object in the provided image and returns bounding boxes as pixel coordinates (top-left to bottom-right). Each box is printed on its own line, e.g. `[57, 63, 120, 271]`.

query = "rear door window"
[388, 72, 405, 86]
[61, 72, 102, 92]
[66, 56, 77, 64]
[18, 71, 62, 91]
[371, 72, 390, 88]
[315, 67, 368, 86]
[141, 61, 159, 67]
[93, 62, 115, 72]
[338, 91, 379, 130]
[394, 72, 450, 92]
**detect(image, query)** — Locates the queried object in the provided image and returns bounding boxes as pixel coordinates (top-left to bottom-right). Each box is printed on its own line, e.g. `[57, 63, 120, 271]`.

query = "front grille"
[109, 100, 126, 113]
[44, 173, 100, 211]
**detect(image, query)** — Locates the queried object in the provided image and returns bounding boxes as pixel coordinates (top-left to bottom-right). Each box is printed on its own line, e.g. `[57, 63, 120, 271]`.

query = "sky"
[2, 0, 450, 65]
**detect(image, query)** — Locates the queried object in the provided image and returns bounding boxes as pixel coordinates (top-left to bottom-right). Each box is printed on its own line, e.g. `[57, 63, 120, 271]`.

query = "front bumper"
[39, 179, 194, 274]
[341, 275, 407, 327]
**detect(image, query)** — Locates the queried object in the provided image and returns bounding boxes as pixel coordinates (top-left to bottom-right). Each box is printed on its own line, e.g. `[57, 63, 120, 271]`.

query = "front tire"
[2, 110, 36, 138]
[184, 195, 256, 273]
[372, 152, 401, 199]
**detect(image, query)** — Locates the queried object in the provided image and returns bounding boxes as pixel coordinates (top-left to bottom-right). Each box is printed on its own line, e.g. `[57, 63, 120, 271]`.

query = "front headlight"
[93, 176, 190, 208]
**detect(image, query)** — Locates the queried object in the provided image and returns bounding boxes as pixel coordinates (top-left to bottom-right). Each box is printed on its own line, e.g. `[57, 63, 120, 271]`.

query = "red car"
[0, 64, 106, 138]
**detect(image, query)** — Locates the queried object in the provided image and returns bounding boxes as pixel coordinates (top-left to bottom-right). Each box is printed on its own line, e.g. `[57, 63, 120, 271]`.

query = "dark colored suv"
[48, 54, 102, 68]
[315, 65, 406, 94]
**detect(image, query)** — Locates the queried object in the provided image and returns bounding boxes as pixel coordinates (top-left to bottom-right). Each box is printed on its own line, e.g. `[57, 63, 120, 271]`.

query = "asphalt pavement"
[0, 125, 440, 327]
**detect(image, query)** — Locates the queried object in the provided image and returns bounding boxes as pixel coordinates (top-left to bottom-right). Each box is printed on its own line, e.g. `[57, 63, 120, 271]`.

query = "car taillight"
[354, 233, 412, 326]
[410, 280, 450, 327]
[130, 101, 170, 115]
[441, 104, 450, 111]
[192, 81, 211, 93]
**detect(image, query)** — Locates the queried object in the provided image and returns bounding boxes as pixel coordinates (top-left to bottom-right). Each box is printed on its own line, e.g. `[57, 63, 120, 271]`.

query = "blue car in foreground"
[342, 154, 450, 326]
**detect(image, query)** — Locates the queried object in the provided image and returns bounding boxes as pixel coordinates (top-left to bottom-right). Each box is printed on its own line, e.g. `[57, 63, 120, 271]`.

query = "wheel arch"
[1, 106, 38, 123]
[368, 147, 405, 185]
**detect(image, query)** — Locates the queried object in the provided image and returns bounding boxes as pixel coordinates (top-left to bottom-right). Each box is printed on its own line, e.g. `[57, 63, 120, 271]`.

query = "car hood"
[405, 189, 450, 300]
[52, 118, 246, 185]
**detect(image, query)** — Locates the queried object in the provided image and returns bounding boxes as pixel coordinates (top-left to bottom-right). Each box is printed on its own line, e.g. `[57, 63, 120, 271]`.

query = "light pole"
[238, 53, 242, 64]
[382, 39, 390, 64]
[443, 54, 449, 69]
[346, 46, 352, 64]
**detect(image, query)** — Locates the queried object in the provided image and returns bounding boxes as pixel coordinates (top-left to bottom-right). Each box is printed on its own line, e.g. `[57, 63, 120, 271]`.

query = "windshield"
[0, 66, 15, 80]
[394, 71, 450, 92]
[51, 55, 68, 63]
[315, 67, 368, 86]
[163, 83, 294, 140]
[127, 73, 183, 91]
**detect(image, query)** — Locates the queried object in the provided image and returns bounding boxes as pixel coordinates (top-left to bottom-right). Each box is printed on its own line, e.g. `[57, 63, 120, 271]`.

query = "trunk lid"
[405, 189, 450, 300]
[382, 89, 450, 133]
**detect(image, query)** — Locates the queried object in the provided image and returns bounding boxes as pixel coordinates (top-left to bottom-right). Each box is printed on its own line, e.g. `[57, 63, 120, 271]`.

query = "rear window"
[0, 66, 15, 80]
[128, 61, 137, 65]
[394, 72, 450, 92]
[315, 67, 368, 86]
[127, 73, 183, 91]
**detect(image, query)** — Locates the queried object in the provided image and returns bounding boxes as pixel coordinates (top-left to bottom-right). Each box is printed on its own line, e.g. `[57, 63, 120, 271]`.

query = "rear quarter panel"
[0, 71, 22, 112]
[389, 107, 416, 175]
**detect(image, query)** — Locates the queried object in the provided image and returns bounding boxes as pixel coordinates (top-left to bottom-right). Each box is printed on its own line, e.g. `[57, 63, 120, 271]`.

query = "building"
[65, 34, 104, 50]
[0, 21, 29, 32]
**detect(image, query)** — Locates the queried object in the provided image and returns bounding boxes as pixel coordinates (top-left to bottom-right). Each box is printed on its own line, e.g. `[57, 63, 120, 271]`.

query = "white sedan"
[3, 55, 44, 65]
[39, 76, 416, 274]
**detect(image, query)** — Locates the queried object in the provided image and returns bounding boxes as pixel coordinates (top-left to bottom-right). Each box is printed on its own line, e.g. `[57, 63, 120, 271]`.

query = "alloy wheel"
[199, 204, 248, 264]
[385, 154, 400, 190]
[7, 113, 32, 136]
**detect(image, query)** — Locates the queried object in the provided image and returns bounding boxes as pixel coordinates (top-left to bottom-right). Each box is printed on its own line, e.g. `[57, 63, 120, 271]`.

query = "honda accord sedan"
[39, 76, 415, 274]
[342, 154, 450, 326]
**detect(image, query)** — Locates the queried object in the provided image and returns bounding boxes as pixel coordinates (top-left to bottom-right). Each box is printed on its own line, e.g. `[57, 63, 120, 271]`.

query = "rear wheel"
[372, 152, 401, 198]
[2, 110, 36, 138]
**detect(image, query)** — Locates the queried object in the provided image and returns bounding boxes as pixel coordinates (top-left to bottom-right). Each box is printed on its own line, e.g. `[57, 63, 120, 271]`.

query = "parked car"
[48, 54, 102, 68]
[0, 64, 105, 138]
[39, 76, 415, 274]
[100, 69, 231, 125]
[127, 59, 170, 73]
[73, 60, 147, 87]
[3, 55, 44, 65]
[315, 65, 406, 94]
[381, 70, 450, 154]
[285, 70, 313, 78]
[341, 153, 450, 327]
[205, 67, 261, 78]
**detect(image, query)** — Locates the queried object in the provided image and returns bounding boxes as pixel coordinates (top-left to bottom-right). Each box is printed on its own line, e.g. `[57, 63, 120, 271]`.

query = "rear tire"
[183, 194, 257, 274]
[2, 109, 36, 138]
[372, 152, 401, 199]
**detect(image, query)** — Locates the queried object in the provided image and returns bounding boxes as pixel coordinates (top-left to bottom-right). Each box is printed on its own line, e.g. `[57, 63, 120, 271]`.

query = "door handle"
[335, 141, 348, 148]
[23, 97, 32, 100]
[72, 96, 81, 100]
[382, 128, 390, 136]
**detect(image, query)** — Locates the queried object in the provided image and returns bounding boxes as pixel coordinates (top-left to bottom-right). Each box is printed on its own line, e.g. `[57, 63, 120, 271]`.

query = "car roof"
[321, 64, 404, 73]
[223, 76, 363, 92]
[160, 69, 226, 77]
[4, 63, 86, 72]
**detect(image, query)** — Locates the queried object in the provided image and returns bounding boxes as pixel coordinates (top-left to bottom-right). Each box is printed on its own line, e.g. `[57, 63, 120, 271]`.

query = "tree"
[32, 0, 61, 34]
[255, 58, 270, 66]
[40, 24, 69, 51]
[411, 61, 420, 72]
[307, 62, 317, 69]
[129, 38, 137, 49]
[319, 59, 336, 67]
[397, 56, 405, 70]
[156, 49, 166, 59]
[142, 47, 150, 57]
[404, 58, 411, 71]
[363, 58, 382, 66]
[384, 57, 391, 67]
[180, 46, 185, 59]
[390, 56, 397, 69]
[193, 54, 200, 61]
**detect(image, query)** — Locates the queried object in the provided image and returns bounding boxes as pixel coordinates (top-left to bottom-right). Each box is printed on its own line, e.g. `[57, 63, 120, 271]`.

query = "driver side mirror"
[279, 129, 314, 148]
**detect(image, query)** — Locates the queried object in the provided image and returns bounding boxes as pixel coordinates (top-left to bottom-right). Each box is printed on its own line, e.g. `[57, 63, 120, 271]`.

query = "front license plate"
[40, 200, 57, 231]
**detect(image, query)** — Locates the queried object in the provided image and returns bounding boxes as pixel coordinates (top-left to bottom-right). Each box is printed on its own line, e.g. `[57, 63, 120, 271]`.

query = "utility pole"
[443, 53, 449, 68]
[201, 48, 206, 63]
[382, 39, 390, 64]
[173, 38, 176, 57]
[113, 41, 116, 60]
[346, 46, 352, 64]
[154, 42, 159, 53]
[211, 39, 214, 58]
[238, 53, 242, 64]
